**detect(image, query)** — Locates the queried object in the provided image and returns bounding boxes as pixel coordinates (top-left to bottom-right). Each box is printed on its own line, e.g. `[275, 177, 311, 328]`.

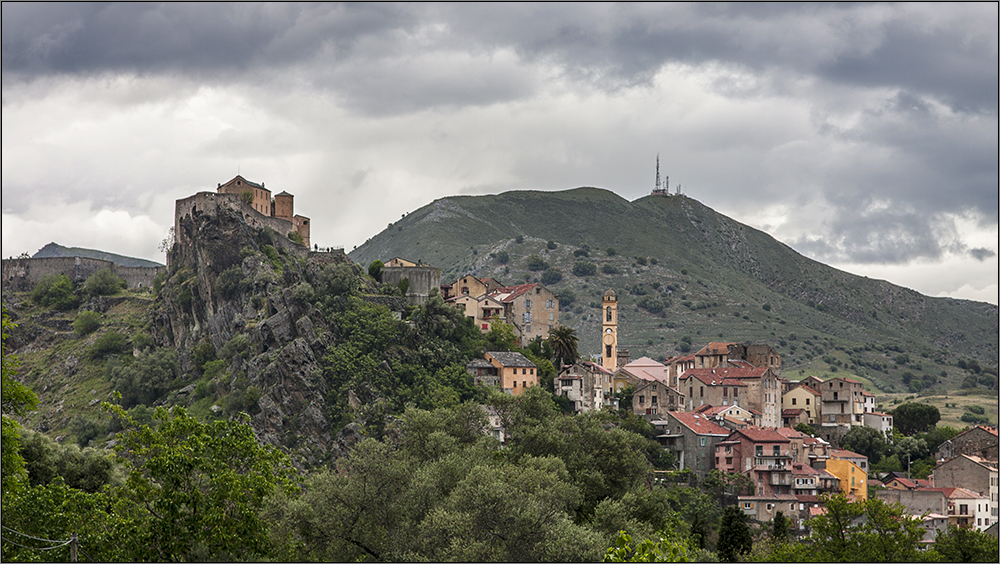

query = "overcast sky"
[3, 3, 997, 304]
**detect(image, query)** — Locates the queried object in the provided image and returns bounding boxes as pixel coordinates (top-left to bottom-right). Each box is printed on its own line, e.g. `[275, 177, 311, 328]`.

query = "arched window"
[606, 306, 613, 322]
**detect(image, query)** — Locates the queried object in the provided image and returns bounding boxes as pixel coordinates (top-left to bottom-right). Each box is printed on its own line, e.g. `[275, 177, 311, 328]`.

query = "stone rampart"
[2, 256, 164, 292]
[381, 265, 442, 306]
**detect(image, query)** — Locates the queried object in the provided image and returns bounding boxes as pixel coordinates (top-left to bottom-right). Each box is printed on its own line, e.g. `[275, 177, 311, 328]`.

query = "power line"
[1, 525, 68, 545]
[1, 536, 72, 550]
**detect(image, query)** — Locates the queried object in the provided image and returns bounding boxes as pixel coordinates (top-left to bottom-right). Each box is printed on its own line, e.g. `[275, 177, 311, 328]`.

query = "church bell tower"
[602, 289, 618, 371]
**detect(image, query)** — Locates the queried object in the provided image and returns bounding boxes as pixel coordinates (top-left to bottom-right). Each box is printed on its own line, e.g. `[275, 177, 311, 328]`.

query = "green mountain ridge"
[351, 188, 998, 393]
[32, 242, 163, 268]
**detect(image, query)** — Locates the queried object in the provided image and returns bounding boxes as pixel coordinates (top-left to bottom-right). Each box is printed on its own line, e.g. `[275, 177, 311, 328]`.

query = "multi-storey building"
[657, 411, 730, 479]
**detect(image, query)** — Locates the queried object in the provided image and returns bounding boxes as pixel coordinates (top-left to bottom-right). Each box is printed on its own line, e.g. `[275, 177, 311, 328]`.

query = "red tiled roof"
[775, 427, 805, 439]
[830, 448, 866, 460]
[729, 426, 791, 444]
[668, 412, 730, 436]
[490, 282, 538, 302]
[681, 366, 765, 385]
[782, 409, 804, 417]
[795, 385, 821, 396]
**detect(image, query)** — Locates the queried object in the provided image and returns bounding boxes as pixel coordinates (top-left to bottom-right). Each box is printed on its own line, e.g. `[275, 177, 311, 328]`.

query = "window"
[639, 395, 645, 405]
[699, 437, 707, 447]
[756, 446, 763, 456]
[513, 381, 517, 387]
[773, 445, 780, 456]
[606, 345, 612, 357]
[743, 502, 753, 510]
[607, 306, 613, 321]
[806, 398, 810, 405]
[792, 398, 797, 405]
[523, 381, 527, 388]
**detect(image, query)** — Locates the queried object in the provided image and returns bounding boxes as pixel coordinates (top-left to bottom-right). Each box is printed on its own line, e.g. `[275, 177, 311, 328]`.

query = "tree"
[526, 254, 548, 271]
[541, 267, 563, 285]
[2, 308, 39, 494]
[83, 267, 126, 297]
[103, 403, 297, 561]
[548, 325, 580, 368]
[573, 261, 597, 276]
[840, 425, 890, 465]
[367, 259, 383, 281]
[73, 310, 102, 335]
[30, 273, 79, 310]
[717, 506, 752, 562]
[794, 422, 815, 436]
[603, 529, 693, 562]
[930, 525, 1000, 562]
[770, 511, 789, 543]
[806, 493, 865, 561]
[892, 402, 940, 435]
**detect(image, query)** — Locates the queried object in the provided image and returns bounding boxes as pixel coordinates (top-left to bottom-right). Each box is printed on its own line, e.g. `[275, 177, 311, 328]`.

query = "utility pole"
[70, 532, 77, 563]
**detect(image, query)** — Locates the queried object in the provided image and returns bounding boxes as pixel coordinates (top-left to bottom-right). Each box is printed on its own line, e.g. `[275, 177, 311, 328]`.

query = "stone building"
[483, 351, 538, 396]
[380, 259, 442, 306]
[215, 175, 310, 247]
[935, 426, 999, 462]
[554, 361, 614, 413]
[933, 454, 998, 522]
[656, 411, 730, 479]
[443, 277, 559, 346]
[2, 256, 162, 292]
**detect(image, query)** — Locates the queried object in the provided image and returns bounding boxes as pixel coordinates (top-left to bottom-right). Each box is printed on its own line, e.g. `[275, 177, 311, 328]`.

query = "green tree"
[83, 267, 126, 296]
[603, 529, 693, 562]
[548, 325, 580, 368]
[88, 331, 129, 359]
[717, 506, 752, 562]
[30, 273, 79, 310]
[526, 254, 548, 271]
[73, 310, 102, 335]
[794, 422, 815, 436]
[840, 425, 890, 465]
[573, 261, 597, 276]
[2, 308, 39, 494]
[770, 511, 789, 542]
[541, 267, 563, 285]
[930, 525, 1000, 562]
[368, 259, 383, 281]
[103, 403, 297, 561]
[892, 402, 940, 435]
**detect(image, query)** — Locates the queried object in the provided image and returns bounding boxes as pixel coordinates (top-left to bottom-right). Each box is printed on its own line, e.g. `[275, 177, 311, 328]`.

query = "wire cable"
[1, 536, 72, 550]
[1, 525, 69, 545]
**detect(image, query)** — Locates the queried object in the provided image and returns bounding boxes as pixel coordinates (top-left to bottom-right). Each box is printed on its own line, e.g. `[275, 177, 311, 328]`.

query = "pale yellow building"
[782, 385, 821, 425]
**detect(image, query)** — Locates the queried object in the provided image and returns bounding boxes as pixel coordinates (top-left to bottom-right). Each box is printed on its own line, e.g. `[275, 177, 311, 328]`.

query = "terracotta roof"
[729, 426, 791, 444]
[665, 354, 697, 365]
[728, 359, 755, 369]
[920, 486, 986, 499]
[667, 412, 730, 436]
[490, 283, 539, 303]
[790, 463, 821, 476]
[830, 448, 867, 460]
[794, 385, 821, 396]
[775, 427, 806, 439]
[485, 351, 536, 368]
[861, 390, 875, 397]
[681, 366, 764, 385]
[888, 477, 917, 489]
[782, 409, 804, 417]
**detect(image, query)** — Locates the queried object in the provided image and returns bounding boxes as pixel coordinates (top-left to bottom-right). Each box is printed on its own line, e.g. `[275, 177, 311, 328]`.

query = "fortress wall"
[381, 265, 442, 305]
[2, 256, 163, 292]
[174, 192, 309, 259]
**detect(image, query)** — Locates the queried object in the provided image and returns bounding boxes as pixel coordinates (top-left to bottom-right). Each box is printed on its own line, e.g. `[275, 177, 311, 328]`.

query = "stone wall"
[174, 192, 305, 253]
[936, 427, 999, 461]
[2, 256, 163, 292]
[381, 265, 442, 306]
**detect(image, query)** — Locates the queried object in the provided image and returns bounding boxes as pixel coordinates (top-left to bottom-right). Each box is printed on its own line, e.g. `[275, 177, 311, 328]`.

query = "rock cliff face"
[158, 205, 354, 466]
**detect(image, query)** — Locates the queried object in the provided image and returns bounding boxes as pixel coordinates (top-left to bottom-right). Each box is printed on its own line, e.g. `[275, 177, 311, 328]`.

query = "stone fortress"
[177, 175, 311, 249]
[3, 175, 315, 293]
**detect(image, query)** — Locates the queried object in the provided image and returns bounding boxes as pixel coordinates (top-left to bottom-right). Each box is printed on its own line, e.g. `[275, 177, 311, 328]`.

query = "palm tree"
[547, 325, 579, 369]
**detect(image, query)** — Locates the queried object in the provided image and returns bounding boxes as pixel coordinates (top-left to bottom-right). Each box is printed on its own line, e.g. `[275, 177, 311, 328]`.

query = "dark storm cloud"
[970, 248, 996, 261]
[1, 3, 417, 78]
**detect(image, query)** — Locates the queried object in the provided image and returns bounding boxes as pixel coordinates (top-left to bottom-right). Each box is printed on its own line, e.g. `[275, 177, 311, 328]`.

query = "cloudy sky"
[3, 3, 997, 304]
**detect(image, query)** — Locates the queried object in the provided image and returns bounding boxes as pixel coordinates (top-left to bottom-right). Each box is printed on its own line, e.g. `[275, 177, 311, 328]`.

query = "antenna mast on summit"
[655, 154, 661, 191]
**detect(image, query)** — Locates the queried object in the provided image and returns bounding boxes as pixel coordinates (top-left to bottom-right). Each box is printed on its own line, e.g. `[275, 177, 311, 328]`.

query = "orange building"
[484, 351, 538, 396]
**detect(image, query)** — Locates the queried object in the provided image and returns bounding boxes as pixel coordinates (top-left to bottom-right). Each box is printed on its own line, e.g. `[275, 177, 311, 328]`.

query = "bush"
[572, 261, 596, 276]
[966, 405, 985, 415]
[637, 296, 665, 314]
[601, 264, 619, 275]
[515, 235, 524, 244]
[73, 311, 101, 336]
[495, 251, 509, 264]
[192, 341, 216, 372]
[216, 265, 243, 300]
[540, 268, 563, 285]
[762, 303, 772, 312]
[525, 255, 548, 271]
[31, 273, 79, 310]
[546, 240, 557, 250]
[634, 256, 647, 266]
[573, 249, 589, 258]
[558, 289, 575, 309]
[368, 260, 383, 281]
[84, 267, 126, 297]
[961, 412, 990, 425]
[89, 332, 129, 359]
[606, 248, 617, 256]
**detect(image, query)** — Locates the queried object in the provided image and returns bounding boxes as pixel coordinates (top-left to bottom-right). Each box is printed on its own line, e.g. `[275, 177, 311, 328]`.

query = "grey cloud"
[5, 3, 995, 116]
[970, 248, 996, 261]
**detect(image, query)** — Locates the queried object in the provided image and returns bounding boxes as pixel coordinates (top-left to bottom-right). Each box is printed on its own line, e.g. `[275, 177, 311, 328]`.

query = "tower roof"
[604, 289, 616, 299]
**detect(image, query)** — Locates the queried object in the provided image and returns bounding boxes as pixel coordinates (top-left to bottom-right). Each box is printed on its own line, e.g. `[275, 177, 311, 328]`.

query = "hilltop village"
[379, 256, 999, 540]
[3, 175, 997, 561]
